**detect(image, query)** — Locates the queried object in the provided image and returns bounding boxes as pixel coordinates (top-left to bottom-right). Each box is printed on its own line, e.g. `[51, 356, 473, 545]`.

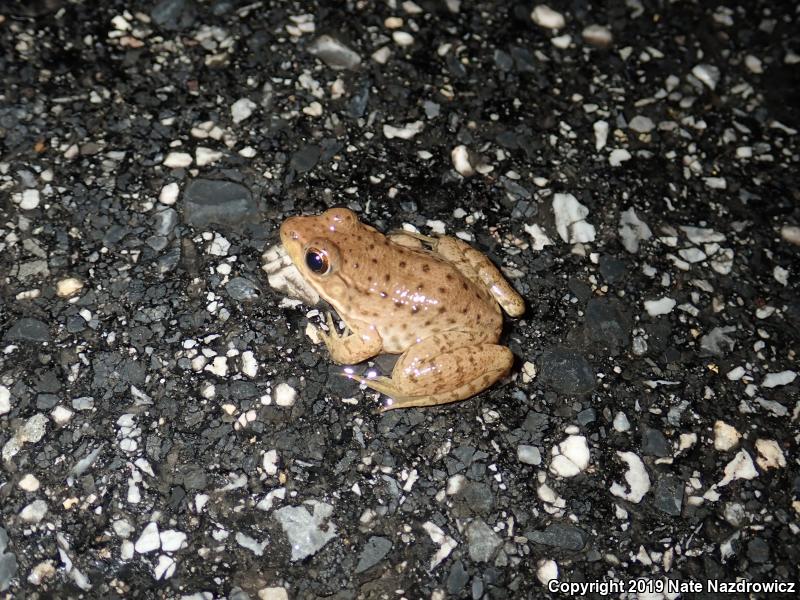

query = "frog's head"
[280, 208, 363, 295]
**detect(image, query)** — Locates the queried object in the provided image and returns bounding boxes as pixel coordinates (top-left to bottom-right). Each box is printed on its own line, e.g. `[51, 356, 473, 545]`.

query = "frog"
[279, 207, 525, 411]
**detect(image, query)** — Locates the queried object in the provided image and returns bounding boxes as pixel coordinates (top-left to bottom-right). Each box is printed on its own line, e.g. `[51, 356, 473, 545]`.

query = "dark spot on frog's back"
[462, 282, 469, 290]
[422, 263, 430, 273]
[384, 274, 391, 282]
[394, 300, 403, 308]
[438, 287, 447, 294]
[446, 273, 453, 281]
[399, 260, 406, 268]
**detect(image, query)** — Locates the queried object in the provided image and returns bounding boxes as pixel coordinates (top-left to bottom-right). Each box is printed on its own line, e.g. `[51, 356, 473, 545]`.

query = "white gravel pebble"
[154, 555, 176, 580]
[51, 405, 74, 426]
[703, 176, 727, 189]
[552, 193, 596, 244]
[610, 451, 650, 503]
[241, 351, 258, 378]
[549, 435, 590, 477]
[231, 97, 257, 123]
[196, 146, 223, 166]
[163, 152, 192, 168]
[135, 522, 161, 554]
[755, 439, 785, 470]
[392, 31, 414, 46]
[56, 277, 84, 298]
[717, 450, 757, 487]
[159, 530, 187, 552]
[629, 115, 654, 133]
[644, 297, 676, 316]
[551, 34, 571, 49]
[678, 247, 707, 263]
[262, 449, 279, 476]
[523, 223, 554, 251]
[20, 499, 48, 523]
[773, 265, 788, 286]
[536, 559, 559, 586]
[274, 382, 297, 407]
[726, 366, 746, 381]
[761, 370, 796, 388]
[19, 473, 40, 492]
[691, 63, 721, 90]
[0, 385, 10, 415]
[517, 444, 542, 465]
[744, 54, 763, 74]
[383, 120, 424, 139]
[205, 356, 229, 377]
[451, 145, 474, 177]
[713, 420, 741, 451]
[613, 412, 631, 432]
[780, 225, 800, 246]
[20, 189, 41, 210]
[531, 4, 565, 29]
[618, 208, 652, 253]
[159, 182, 179, 205]
[680, 226, 724, 244]
[582, 24, 613, 47]
[608, 148, 632, 167]
[593, 119, 608, 151]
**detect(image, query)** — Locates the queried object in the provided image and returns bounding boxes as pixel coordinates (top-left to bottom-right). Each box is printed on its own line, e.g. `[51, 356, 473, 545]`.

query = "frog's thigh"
[322, 315, 382, 364]
[434, 237, 525, 317]
[365, 333, 514, 409]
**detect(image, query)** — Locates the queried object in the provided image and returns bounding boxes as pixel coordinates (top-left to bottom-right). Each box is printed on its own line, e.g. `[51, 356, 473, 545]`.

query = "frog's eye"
[305, 247, 330, 274]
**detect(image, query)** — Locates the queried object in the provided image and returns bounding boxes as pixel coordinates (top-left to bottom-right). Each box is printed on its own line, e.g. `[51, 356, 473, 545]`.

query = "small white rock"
[523, 224, 553, 251]
[582, 24, 613, 48]
[726, 366, 746, 381]
[613, 412, 631, 432]
[744, 54, 763, 74]
[163, 152, 192, 168]
[19, 473, 41, 492]
[159, 182, 179, 205]
[780, 225, 800, 246]
[773, 265, 788, 286]
[241, 351, 258, 378]
[274, 382, 297, 407]
[718, 450, 757, 486]
[593, 119, 608, 151]
[644, 297, 676, 316]
[20, 499, 48, 523]
[517, 444, 542, 465]
[691, 63, 721, 90]
[392, 31, 414, 46]
[231, 97, 257, 124]
[51, 405, 74, 426]
[531, 4, 565, 30]
[609, 148, 632, 167]
[755, 439, 785, 470]
[259, 588, 290, 600]
[20, 189, 41, 210]
[56, 277, 84, 298]
[0, 384, 11, 415]
[552, 193, 596, 244]
[196, 146, 223, 167]
[629, 115, 654, 133]
[549, 435, 590, 477]
[383, 121, 424, 140]
[159, 530, 187, 552]
[536, 559, 559, 586]
[205, 356, 229, 377]
[262, 449, 279, 476]
[761, 370, 796, 388]
[713, 420, 741, 451]
[610, 451, 650, 503]
[451, 145, 474, 177]
[135, 522, 161, 554]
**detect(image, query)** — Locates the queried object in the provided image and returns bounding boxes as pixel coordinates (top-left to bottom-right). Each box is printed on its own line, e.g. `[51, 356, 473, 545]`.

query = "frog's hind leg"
[343, 331, 515, 411]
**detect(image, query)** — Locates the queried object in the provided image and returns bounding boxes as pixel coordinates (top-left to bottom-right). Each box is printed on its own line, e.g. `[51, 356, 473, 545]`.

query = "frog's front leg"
[345, 331, 515, 410]
[319, 313, 383, 364]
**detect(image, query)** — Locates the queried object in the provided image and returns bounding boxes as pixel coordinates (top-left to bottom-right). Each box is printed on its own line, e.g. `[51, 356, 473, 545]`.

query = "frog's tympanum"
[280, 208, 525, 410]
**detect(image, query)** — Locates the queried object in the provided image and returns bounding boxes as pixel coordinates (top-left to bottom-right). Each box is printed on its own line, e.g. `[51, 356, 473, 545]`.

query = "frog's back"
[334, 237, 503, 354]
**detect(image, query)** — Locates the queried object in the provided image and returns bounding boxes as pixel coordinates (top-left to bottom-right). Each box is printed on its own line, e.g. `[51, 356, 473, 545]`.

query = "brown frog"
[280, 208, 524, 410]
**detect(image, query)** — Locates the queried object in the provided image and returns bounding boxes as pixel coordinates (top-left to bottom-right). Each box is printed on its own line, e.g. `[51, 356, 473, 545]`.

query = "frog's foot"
[319, 313, 383, 365]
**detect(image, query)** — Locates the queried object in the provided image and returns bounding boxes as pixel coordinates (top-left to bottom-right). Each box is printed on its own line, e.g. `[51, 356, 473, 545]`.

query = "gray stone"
[526, 523, 588, 551]
[273, 501, 337, 561]
[183, 179, 257, 230]
[3, 318, 51, 342]
[538, 348, 595, 395]
[290, 145, 321, 174]
[225, 277, 261, 302]
[447, 560, 469, 594]
[466, 519, 502, 562]
[746, 537, 769, 563]
[641, 428, 671, 457]
[354, 536, 392, 573]
[308, 35, 361, 70]
[654, 475, 683, 516]
[585, 297, 632, 356]
[151, 0, 197, 31]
